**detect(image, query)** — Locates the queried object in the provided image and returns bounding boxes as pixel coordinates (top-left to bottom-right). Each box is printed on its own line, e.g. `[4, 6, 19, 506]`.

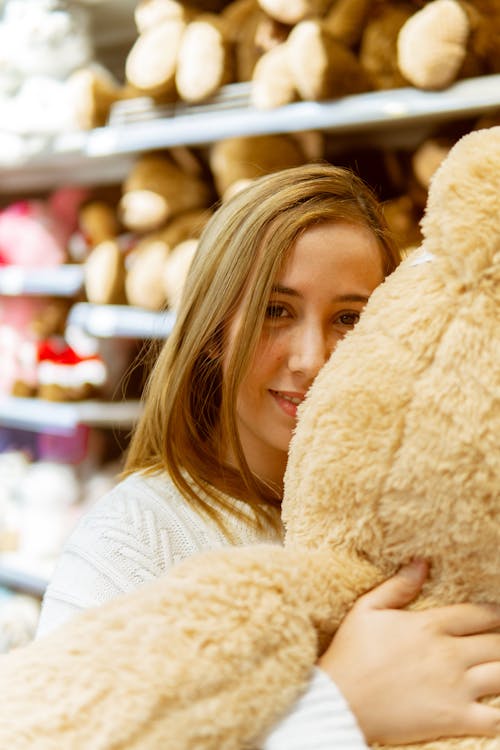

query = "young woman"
[37, 164, 500, 748]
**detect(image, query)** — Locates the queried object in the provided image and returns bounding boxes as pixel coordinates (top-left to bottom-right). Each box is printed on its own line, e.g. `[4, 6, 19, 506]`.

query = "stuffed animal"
[249, 0, 425, 108]
[0, 126, 498, 750]
[83, 147, 214, 308]
[125, 0, 235, 104]
[125, 0, 289, 104]
[125, 207, 212, 310]
[0, 0, 124, 140]
[397, 0, 500, 90]
[209, 131, 323, 200]
[249, 0, 373, 108]
[121, 0, 500, 110]
[118, 151, 212, 234]
[0, 187, 88, 267]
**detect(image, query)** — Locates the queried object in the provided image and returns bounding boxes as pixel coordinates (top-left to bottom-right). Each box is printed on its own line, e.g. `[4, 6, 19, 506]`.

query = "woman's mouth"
[269, 390, 305, 419]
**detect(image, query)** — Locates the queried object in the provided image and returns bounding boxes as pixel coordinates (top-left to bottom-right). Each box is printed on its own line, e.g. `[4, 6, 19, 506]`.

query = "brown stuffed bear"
[125, 0, 238, 104]
[249, 0, 422, 108]
[0, 126, 498, 750]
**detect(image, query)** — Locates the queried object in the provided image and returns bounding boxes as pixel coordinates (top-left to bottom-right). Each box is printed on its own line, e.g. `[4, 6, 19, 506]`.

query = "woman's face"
[225, 221, 385, 492]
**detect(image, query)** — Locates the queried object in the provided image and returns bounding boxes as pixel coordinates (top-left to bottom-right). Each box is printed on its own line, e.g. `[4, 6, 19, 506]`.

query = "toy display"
[0, 123, 497, 750]
[0, 0, 125, 155]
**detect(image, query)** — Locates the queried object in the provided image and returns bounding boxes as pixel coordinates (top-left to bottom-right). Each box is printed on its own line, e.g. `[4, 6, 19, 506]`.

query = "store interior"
[1, 0, 499, 650]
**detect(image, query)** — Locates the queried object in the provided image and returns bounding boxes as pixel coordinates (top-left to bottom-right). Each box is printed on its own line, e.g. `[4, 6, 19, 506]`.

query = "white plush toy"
[0, 0, 122, 158]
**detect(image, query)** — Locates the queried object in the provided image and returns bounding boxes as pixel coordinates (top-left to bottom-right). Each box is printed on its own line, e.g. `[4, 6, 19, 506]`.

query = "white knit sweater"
[37, 472, 367, 750]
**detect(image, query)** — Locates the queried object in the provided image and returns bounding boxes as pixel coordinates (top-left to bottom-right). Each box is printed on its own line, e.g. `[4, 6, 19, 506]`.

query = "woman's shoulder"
[77, 470, 195, 531]
[74, 469, 282, 554]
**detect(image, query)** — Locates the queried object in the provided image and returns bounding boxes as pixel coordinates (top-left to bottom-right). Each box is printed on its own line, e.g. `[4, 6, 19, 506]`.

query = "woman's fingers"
[357, 559, 428, 611]
[468, 662, 500, 701]
[460, 633, 500, 669]
[463, 701, 500, 739]
[318, 565, 500, 745]
[429, 603, 500, 636]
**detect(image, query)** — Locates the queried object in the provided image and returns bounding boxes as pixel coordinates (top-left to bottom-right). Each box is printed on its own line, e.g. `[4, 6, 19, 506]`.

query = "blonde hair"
[125, 163, 401, 528]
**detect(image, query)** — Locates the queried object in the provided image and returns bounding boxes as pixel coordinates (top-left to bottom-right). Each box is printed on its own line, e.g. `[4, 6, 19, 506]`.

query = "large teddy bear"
[0, 126, 499, 749]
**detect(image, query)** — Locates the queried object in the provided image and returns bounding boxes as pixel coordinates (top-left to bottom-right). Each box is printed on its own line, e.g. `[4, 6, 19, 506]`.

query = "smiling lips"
[269, 389, 305, 419]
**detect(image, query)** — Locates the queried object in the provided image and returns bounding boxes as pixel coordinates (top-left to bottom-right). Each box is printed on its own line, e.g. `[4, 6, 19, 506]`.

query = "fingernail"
[400, 558, 427, 580]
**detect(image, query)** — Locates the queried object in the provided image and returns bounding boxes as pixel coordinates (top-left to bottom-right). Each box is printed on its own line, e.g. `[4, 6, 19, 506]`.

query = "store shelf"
[0, 558, 50, 597]
[67, 303, 176, 339]
[0, 396, 142, 433]
[0, 265, 84, 297]
[1, 75, 500, 192]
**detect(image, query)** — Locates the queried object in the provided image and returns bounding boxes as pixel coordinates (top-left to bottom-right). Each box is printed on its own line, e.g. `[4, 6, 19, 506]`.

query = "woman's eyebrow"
[335, 294, 370, 303]
[271, 285, 369, 304]
[271, 284, 300, 296]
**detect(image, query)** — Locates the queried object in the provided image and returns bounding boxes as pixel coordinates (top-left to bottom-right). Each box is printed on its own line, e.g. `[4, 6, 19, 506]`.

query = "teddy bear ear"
[420, 126, 500, 269]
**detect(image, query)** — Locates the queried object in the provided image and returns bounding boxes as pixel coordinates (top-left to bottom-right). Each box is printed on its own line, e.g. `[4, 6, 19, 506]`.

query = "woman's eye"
[265, 304, 289, 319]
[337, 312, 360, 326]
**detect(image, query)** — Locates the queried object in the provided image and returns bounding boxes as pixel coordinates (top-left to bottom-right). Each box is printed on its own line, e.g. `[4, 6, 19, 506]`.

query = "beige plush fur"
[0, 126, 499, 749]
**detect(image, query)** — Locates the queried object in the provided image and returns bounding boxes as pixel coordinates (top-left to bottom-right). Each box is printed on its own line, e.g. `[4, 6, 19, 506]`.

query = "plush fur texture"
[0, 126, 499, 749]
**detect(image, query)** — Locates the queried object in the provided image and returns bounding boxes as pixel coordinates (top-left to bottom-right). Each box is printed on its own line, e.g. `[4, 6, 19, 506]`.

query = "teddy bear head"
[283, 126, 500, 604]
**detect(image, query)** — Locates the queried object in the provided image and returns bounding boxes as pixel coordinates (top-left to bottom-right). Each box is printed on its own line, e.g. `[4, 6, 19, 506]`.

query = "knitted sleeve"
[263, 668, 368, 750]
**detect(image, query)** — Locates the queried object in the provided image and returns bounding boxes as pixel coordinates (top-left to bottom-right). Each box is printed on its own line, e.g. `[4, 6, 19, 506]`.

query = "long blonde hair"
[125, 163, 401, 527]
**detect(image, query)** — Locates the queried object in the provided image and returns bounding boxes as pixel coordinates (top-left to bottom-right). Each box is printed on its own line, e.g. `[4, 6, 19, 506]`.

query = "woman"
[37, 164, 500, 748]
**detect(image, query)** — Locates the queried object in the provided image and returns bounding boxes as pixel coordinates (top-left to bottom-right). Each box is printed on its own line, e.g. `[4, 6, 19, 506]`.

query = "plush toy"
[251, 0, 500, 108]
[249, 4, 372, 108]
[83, 204, 211, 309]
[397, 0, 500, 90]
[125, 207, 211, 310]
[83, 148, 214, 307]
[0, 295, 71, 396]
[0, 126, 498, 749]
[0, 187, 88, 267]
[248, 0, 425, 108]
[209, 131, 323, 199]
[0, 0, 124, 140]
[118, 151, 212, 234]
[125, 0, 235, 104]
[121, 0, 500, 111]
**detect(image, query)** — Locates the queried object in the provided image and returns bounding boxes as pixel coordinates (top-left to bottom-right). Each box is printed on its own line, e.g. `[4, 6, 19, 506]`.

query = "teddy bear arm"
[0, 546, 322, 750]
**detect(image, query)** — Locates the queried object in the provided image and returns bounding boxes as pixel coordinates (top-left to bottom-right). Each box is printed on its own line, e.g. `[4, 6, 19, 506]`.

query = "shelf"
[1, 75, 500, 192]
[67, 302, 176, 339]
[0, 265, 84, 297]
[0, 396, 143, 433]
[0, 558, 50, 597]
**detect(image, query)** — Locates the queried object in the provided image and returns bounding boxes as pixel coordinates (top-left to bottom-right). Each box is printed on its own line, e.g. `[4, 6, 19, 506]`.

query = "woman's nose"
[288, 324, 332, 380]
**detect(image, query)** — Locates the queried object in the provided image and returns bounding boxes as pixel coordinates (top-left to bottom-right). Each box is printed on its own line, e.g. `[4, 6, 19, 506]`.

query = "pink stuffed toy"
[0, 186, 88, 267]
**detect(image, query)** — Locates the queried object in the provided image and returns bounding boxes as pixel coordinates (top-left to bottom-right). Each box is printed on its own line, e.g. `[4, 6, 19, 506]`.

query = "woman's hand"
[318, 560, 500, 744]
